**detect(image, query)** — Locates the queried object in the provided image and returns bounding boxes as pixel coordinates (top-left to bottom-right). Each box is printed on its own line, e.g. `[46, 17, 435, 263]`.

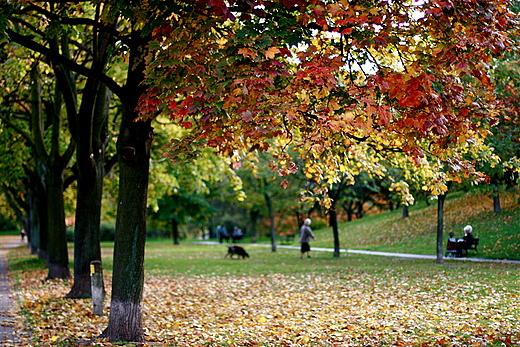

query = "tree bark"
[264, 193, 277, 252]
[402, 204, 409, 219]
[46, 163, 72, 279]
[436, 193, 446, 264]
[493, 187, 501, 213]
[31, 64, 72, 276]
[101, 28, 152, 343]
[66, 83, 109, 298]
[329, 203, 340, 258]
[63, 15, 114, 298]
[249, 207, 260, 241]
[172, 218, 180, 245]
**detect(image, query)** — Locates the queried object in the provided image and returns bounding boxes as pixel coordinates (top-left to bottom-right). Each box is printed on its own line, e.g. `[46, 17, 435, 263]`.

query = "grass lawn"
[247, 188, 520, 260]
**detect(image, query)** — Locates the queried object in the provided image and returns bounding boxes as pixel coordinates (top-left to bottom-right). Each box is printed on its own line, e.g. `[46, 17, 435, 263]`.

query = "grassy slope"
[307, 188, 520, 260]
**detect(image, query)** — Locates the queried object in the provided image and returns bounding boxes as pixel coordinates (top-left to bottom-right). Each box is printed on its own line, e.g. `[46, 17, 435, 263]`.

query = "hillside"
[311, 188, 520, 260]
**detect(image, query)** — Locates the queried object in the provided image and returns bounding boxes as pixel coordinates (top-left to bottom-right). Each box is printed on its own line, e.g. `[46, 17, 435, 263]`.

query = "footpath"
[0, 235, 25, 346]
[194, 241, 520, 264]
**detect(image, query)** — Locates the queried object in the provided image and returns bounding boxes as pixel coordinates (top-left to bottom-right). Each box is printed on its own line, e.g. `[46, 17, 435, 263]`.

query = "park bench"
[278, 232, 295, 243]
[445, 237, 479, 257]
[460, 237, 479, 257]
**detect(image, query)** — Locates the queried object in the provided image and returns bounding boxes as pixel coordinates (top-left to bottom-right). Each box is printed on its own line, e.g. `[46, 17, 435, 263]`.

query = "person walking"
[299, 218, 316, 258]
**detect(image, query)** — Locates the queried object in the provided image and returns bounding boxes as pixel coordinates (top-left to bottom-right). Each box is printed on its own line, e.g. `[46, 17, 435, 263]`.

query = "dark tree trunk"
[64, 18, 114, 298]
[341, 201, 354, 221]
[329, 203, 340, 258]
[436, 193, 446, 264]
[264, 193, 277, 252]
[35, 169, 49, 261]
[28, 179, 46, 256]
[493, 195, 501, 213]
[66, 83, 109, 298]
[355, 201, 363, 219]
[32, 64, 72, 276]
[402, 204, 409, 219]
[46, 165, 72, 279]
[493, 187, 501, 213]
[172, 218, 180, 245]
[101, 29, 152, 343]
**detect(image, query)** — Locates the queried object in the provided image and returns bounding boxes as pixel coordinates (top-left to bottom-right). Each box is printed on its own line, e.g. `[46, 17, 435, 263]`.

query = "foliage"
[141, 0, 517, 199]
[484, 15, 520, 187]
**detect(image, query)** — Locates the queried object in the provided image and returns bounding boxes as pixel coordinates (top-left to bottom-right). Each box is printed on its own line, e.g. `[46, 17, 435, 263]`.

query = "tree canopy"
[141, 0, 516, 196]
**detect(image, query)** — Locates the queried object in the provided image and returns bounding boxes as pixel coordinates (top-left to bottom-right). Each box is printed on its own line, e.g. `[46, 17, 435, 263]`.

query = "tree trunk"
[264, 193, 277, 252]
[436, 193, 446, 264]
[342, 201, 354, 221]
[46, 166, 72, 279]
[31, 62, 72, 279]
[101, 29, 152, 343]
[329, 203, 340, 257]
[493, 187, 501, 213]
[64, 18, 114, 297]
[249, 207, 260, 241]
[355, 201, 363, 219]
[172, 218, 180, 245]
[66, 83, 109, 298]
[102, 113, 152, 342]
[28, 180, 46, 256]
[402, 204, 409, 219]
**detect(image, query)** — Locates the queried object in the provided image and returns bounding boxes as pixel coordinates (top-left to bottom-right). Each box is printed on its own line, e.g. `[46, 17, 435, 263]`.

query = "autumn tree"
[485, 25, 520, 211]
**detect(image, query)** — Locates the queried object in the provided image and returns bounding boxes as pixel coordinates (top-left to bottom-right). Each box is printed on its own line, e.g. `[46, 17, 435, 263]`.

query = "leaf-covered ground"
[9, 246, 520, 347]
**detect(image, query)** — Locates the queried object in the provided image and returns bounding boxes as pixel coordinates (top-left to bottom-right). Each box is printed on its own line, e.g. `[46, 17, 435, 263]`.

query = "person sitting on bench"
[446, 232, 458, 256]
[456, 225, 475, 257]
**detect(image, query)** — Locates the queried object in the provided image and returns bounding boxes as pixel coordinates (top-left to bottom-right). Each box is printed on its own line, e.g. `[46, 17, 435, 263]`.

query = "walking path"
[0, 235, 26, 346]
[194, 241, 520, 264]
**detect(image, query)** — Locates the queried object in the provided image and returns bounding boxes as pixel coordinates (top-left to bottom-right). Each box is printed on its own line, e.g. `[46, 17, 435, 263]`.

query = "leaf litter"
[9, 259, 520, 346]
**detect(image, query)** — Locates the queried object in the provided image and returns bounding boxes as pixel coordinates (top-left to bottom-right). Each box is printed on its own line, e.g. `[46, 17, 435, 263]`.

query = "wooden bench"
[461, 237, 479, 257]
[278, 232, 295, 243]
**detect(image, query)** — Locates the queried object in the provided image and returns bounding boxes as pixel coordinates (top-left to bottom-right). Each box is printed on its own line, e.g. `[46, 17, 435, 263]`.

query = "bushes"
[67, 223, 175, 241]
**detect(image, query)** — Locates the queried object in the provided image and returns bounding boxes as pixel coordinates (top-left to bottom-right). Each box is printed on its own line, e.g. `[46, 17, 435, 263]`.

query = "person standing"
[299, 218, 316, 258]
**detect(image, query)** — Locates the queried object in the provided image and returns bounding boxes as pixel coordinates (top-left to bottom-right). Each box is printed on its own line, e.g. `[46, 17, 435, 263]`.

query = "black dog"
[225, 245, 249, 259]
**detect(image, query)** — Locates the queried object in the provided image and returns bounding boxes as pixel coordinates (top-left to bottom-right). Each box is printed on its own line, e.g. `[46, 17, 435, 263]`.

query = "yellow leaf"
[265, 47, 280, 59]
[238, 47, 258, 59]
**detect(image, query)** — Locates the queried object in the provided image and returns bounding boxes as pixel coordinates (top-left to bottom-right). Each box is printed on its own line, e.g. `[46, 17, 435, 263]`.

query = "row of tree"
[0, 0, 518, 343]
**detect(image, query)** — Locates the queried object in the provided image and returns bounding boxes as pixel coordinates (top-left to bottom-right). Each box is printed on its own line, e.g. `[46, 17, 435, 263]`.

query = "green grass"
[139, 242, 520, 283]
[0, 230, 21, 236]
[243, 188, 520, 260]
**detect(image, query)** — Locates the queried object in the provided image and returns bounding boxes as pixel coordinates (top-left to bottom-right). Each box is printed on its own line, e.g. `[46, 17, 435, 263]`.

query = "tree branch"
[7, 29, 125, 99]
[18, 4, 129, 45]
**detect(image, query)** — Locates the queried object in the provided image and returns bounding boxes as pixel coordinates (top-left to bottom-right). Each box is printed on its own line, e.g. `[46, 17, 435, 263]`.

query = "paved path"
[194, 241, 520, 264]
[0, 235, 25, 345]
